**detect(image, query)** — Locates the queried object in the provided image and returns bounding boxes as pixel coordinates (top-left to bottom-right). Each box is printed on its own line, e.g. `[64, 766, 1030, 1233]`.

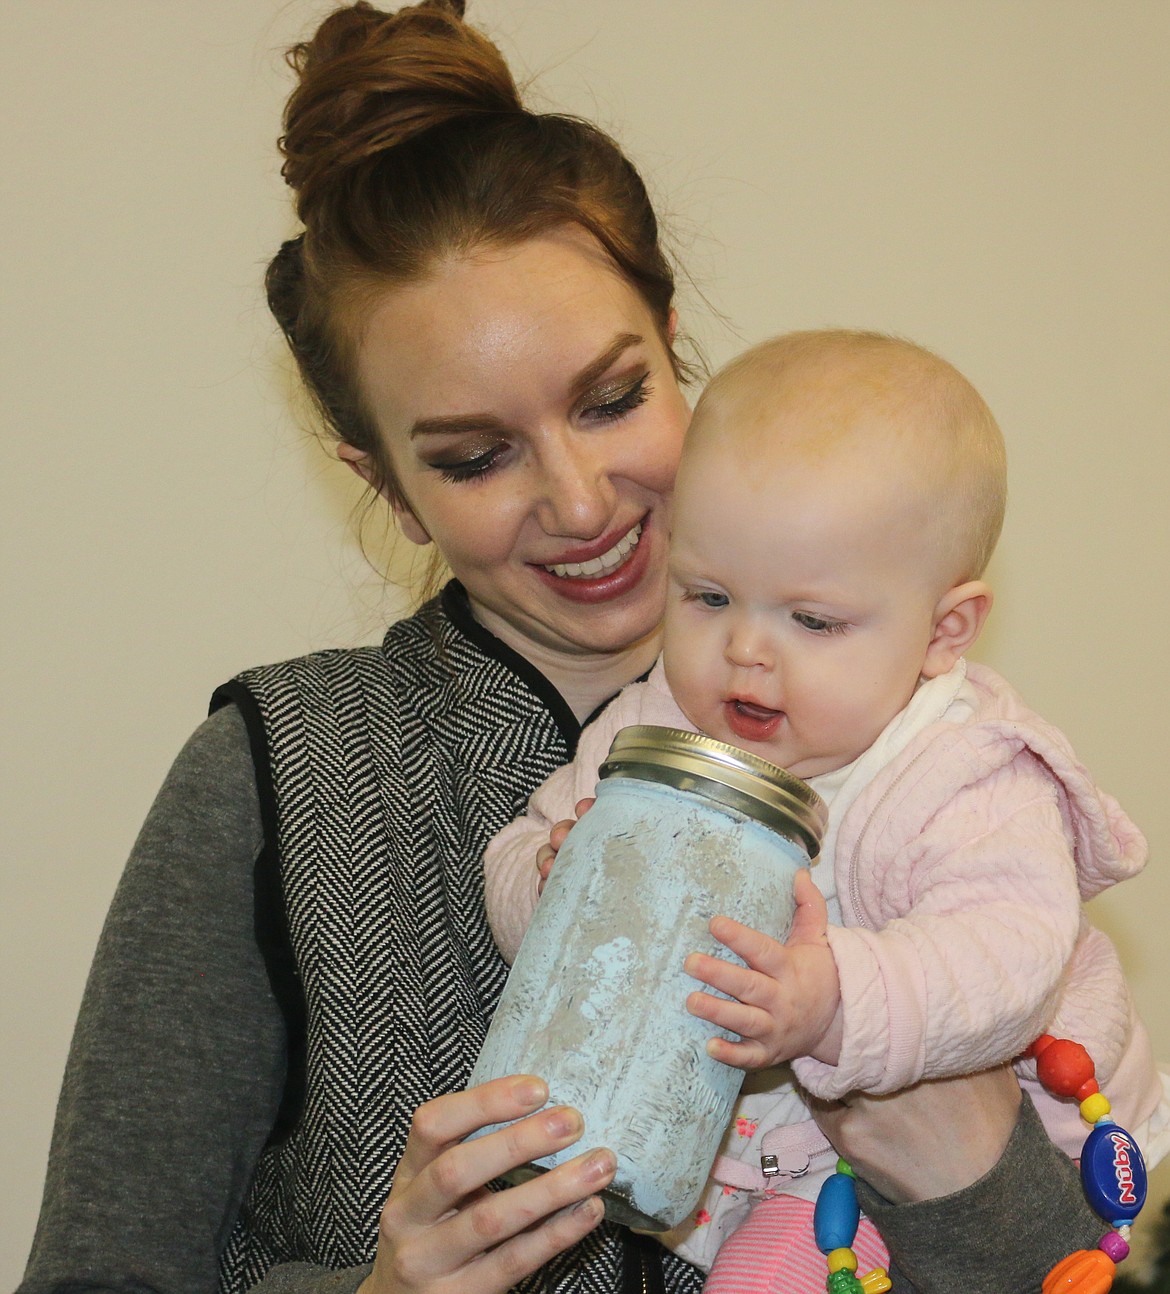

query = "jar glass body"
[469, 728, 824, 1231]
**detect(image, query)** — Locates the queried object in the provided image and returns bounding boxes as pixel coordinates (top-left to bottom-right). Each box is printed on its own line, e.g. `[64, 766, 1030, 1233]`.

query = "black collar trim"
[440, 581, 583, 757]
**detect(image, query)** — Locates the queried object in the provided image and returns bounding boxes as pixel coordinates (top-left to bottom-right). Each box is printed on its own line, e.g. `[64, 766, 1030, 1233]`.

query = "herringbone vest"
[211, 583, 700, 1294]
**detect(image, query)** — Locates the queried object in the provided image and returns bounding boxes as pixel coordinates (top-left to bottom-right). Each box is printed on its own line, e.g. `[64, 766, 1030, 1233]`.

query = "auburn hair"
[266, 0, 691, 511]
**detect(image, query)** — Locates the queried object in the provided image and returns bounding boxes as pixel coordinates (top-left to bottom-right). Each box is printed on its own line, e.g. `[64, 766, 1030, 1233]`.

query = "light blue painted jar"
[470, 725, 826, 1231]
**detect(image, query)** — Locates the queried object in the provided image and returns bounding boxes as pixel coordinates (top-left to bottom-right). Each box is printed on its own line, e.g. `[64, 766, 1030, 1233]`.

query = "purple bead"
[1099, 1231, 1131, 1263]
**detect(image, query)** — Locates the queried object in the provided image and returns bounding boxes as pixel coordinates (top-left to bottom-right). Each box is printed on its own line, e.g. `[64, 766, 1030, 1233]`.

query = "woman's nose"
[534, 440, 616, 538]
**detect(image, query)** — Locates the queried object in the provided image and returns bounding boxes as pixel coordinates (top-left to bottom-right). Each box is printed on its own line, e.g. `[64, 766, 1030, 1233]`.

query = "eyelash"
[434, 375, 652, 484]
[680, 596, 848, 635]
[437, 448, 503, 484]
[793, 612, 849, 636]
[586, 375, 651, 422]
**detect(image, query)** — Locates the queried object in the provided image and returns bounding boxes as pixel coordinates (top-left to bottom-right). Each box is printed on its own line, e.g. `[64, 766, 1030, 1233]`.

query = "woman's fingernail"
[583, 1149, 616, 1182]
[513, 1077, 548, 1107]
[547, 1107, 584, 1138]
[573, 1197, 604, 1223]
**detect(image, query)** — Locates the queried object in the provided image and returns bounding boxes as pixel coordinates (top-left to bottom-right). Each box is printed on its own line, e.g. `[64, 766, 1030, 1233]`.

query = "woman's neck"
[469, 599, 662, 724]
[545, 641, 661, 724]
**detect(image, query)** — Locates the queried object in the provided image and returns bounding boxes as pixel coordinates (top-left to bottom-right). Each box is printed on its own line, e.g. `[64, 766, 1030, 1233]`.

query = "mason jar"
[469, 724, 826, 1231]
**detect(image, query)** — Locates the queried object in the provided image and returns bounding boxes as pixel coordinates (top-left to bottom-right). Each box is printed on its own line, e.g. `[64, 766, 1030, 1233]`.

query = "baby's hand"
[683, 870, 842, 1069]
[536, 797, 595, 895]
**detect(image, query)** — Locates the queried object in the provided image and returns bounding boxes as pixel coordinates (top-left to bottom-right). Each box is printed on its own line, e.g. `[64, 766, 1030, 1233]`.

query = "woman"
[20, 3, 1109, 1292]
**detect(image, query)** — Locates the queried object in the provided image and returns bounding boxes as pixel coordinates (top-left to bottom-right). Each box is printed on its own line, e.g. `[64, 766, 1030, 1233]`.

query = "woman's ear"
[921, 580, 993, 679]
[337, 441, 378, 489]
[390, 499, 432, 547]
[337, 442, 431, 547]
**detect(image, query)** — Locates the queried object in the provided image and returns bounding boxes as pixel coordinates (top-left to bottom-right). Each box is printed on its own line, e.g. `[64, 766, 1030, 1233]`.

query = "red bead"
[1025, 1034, 1055, 1060]
[1076, 1078, 1100, 1102]
[1036, 1039, 1096, 1098]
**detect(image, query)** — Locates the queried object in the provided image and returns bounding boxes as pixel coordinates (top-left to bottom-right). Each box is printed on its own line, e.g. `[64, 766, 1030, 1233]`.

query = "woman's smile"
[534, 519, 652, 605]
[541, 520, 643, 579]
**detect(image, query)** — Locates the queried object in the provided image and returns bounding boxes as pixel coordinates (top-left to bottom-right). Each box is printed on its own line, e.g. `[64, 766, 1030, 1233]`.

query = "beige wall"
[4, 1, 1168, 1279]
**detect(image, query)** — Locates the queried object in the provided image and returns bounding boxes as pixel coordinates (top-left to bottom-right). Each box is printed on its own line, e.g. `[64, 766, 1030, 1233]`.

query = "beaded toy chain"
[810, 1033, 1148, 1294]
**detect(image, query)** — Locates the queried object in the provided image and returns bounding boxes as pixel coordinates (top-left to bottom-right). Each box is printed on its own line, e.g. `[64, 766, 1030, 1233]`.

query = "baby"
[483, 330, 1168, 1288]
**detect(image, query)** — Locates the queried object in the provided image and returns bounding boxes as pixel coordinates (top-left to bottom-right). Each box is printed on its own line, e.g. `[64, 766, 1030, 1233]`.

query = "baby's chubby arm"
[683, 871, 844, 1069]
[482, 714, 627, 964]
[483, 766, 579, 964]
[795, 776, 1086, 1101]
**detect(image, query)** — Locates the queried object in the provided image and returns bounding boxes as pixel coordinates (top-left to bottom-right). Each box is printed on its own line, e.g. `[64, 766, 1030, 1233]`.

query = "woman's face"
[355, 226, 690, 661]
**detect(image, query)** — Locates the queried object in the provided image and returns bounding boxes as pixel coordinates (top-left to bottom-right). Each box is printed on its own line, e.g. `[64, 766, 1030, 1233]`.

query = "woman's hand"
[807, 1064, 1023, 1204]
[361, 1075, 616, 1294]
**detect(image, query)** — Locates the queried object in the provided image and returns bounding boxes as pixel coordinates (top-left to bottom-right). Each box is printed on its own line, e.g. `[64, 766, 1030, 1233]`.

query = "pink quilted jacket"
[791, 660, 1157, 1159]
[484, 659, 1160, 1170]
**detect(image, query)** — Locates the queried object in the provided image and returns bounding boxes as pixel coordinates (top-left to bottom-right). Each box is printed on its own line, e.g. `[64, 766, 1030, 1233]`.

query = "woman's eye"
[584, 374, 651, 422]
[433, 446, 504, 483]
[793, 611, 847, 635]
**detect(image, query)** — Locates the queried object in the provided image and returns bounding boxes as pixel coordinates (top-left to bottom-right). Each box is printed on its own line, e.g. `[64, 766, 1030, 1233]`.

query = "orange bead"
[1036, 1039, 1096, 1098]
[1042, 1248, 1116, 1293]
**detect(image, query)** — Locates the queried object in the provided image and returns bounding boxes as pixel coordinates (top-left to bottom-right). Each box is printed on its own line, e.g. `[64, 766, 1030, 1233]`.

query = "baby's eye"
[682, 589, 729, 609]
[793, 611, 847, 635]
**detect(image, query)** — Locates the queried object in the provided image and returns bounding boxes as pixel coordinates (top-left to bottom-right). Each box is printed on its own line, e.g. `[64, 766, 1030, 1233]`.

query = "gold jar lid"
[599, 725, 827, 859]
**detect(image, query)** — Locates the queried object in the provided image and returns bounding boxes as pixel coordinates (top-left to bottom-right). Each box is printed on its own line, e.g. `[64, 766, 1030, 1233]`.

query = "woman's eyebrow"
[408, 332, 645, 439]
[410, 412, 509, 439]
[567, 332, 645, 401]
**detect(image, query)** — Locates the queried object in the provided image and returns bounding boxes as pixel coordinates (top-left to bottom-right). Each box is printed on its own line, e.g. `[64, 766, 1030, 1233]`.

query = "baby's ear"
[921, 581, 993, 679]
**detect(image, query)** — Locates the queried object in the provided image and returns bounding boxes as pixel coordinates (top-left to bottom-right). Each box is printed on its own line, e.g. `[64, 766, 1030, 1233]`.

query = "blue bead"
[814, 1172, 860, 1254]
[1081, 1121, 1147, 1224]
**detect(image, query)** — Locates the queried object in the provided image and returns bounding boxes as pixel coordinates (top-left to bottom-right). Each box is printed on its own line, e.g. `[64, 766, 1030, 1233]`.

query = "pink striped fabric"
[701, 1194, 889, 1293]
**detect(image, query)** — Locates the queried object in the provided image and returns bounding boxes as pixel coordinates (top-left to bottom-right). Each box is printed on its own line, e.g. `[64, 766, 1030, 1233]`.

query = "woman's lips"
[533, 519, 652, 605]
[724, 699, 784, 743]
[542, 522, 642, 578]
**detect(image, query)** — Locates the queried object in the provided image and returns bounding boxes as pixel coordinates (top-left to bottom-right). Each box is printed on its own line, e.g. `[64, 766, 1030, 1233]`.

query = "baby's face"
[663, 432, 946, 780]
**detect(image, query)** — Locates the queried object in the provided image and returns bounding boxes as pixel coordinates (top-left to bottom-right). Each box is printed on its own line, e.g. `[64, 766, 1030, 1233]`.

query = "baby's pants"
[701, 1194, 889, 1293]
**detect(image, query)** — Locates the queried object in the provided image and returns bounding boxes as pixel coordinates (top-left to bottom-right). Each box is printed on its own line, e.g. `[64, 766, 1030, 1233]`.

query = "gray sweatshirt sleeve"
[861, 1095, 1108, 1293]
[19, 705, 287, 1294]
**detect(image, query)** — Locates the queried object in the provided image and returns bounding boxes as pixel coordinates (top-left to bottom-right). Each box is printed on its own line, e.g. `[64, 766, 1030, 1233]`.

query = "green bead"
[835, 1158, 856, 1178]
[826, 1271, 863, 1293]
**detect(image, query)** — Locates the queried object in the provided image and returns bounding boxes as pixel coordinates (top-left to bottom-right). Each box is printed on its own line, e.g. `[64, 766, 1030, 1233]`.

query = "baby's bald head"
[684, 330, 1007, 589]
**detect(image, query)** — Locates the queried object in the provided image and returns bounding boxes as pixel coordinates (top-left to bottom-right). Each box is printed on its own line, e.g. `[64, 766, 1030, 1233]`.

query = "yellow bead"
[1080, 1092, 1111, 1123]
[859, 1272, 893, 1294]
[827, 1248, 858, 1273]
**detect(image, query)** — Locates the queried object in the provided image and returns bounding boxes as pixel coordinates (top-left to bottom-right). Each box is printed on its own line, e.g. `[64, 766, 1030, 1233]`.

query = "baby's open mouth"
[725, 699, 784, 743]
